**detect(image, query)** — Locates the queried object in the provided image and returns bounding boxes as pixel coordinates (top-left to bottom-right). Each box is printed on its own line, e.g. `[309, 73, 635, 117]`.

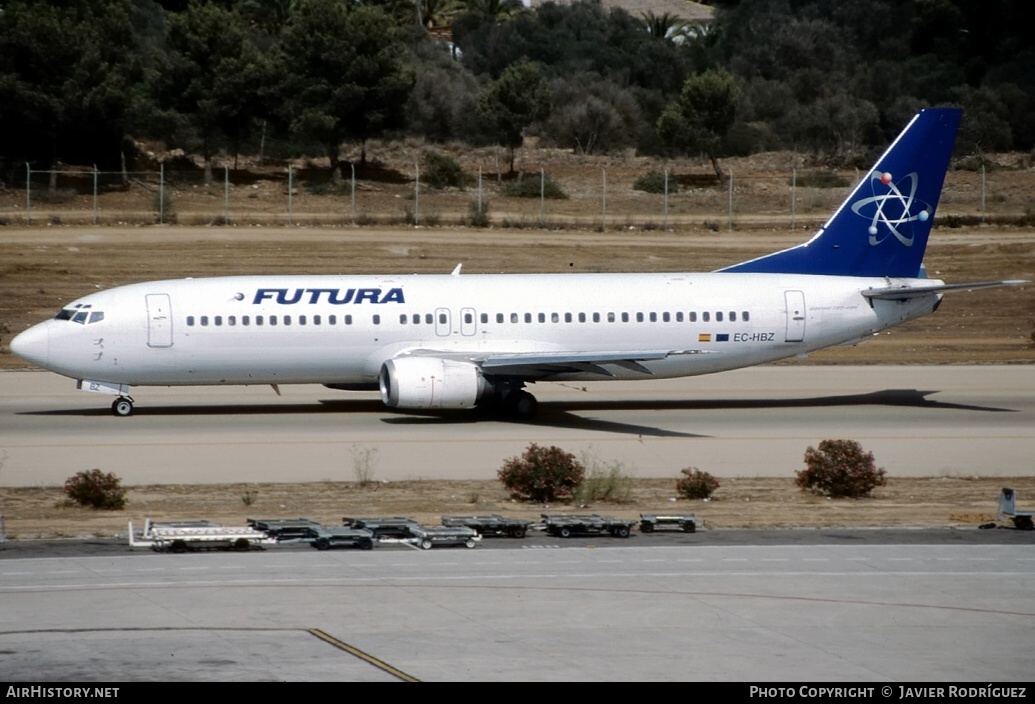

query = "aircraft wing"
[397, 348, 713, 378]
[862, 280, 1028, 300]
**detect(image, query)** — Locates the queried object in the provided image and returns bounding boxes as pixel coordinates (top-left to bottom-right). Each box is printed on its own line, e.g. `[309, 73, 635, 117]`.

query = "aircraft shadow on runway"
[23, 388, 1013, 440]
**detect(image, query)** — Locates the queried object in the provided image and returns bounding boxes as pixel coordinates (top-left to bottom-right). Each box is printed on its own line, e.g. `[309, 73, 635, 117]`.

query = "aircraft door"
[435, 307, 451, 336]
[784, 290, 806, 342]
[146, 293, 173, 348]
[460, 307, 477, 336]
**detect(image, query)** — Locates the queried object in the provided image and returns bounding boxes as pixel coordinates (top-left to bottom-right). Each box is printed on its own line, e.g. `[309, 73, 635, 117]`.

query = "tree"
[477, 58, 550, 172]
[0, 0, 142, 172]
[276, 0, 413, 182]
[152, 0, 272, 183]
[656, 69, 738, 178]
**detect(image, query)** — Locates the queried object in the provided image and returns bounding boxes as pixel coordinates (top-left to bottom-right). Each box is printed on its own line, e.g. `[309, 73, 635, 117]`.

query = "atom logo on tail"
[851, 171, 931, 247]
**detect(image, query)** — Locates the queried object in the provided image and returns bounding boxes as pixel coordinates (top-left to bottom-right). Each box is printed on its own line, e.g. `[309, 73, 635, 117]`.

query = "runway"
[1, 365, 1034, 485]
[1, 541, 1032, 681]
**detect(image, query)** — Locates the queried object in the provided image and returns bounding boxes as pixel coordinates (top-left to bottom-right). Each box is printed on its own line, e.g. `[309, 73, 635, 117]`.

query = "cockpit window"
[55, 309, 74, 321]
[72, 311, 89, 324]
[56, 308, 105, 324]
[89, 311, 104, 324]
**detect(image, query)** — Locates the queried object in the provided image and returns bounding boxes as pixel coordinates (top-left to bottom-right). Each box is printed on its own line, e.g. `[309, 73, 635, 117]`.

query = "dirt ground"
[5, 477, 1035, 541]
[1, 148, 1033, 540]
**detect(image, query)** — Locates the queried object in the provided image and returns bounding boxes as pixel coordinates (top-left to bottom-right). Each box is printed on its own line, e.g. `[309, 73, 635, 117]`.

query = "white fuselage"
[14, 272, 940, 389]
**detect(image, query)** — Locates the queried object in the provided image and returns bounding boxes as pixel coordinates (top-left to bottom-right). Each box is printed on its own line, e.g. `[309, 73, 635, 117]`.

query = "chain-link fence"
[3, 162, 1030, 230]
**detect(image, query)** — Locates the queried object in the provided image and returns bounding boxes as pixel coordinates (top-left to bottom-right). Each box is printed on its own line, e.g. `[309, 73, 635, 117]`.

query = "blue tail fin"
[721, 108, 961, 277]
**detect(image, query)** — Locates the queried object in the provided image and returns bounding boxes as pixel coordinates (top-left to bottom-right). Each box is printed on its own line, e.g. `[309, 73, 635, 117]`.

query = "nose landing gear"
[111, 396, 134, 417]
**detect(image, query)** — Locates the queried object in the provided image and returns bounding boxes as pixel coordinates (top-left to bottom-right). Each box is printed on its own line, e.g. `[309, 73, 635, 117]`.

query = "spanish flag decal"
[698, 333, 711, 342]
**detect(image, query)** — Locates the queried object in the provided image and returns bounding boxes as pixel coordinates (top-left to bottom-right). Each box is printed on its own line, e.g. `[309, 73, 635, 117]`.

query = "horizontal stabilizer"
[862, 279, 1028, 300]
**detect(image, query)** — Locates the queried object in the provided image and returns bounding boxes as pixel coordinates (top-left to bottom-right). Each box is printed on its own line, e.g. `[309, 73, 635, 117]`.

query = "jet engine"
[379, 357, 488, 409]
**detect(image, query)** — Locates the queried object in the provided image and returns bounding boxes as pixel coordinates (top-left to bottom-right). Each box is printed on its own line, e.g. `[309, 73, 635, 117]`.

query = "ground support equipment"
[344, 516, 481, 549]
[129, 519, 275, 552]
[639, 513, 697, 533]
[541, 514, 637, 539]
[996, 488, 1035, 530]
[441, 515, 535, 538]
[309, 525, 376, 550]
[247, 518, 323, 542]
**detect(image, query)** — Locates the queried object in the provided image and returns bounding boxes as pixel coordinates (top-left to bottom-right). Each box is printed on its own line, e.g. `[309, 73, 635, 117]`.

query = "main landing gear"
[498, 385, 538, 420]
[111, 396, 134, 417]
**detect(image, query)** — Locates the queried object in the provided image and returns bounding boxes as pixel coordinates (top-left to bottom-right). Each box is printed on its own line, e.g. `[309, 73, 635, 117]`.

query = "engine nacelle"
[379, 357, 488, 410]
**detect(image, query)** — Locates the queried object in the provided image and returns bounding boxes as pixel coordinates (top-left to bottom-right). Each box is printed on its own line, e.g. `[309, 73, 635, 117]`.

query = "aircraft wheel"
[511, 391, 538, 419]
[112, 397, 133, 417]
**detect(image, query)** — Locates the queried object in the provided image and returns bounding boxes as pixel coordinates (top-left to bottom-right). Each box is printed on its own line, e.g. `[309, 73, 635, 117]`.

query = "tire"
[314, 538, 330, 550]
[357, 537, 374, 550]
[420, 538, 433, 550]
[558, 526, 572, 538]
[112, 398, 133, 417]
[465, 538, 477, 549]
[1015, 515, 1034, 531]
[614, 525, 630, 538]
[683, 522, 697, 533]
[640, 523, 654, 533]
[509, 527, 526, 539]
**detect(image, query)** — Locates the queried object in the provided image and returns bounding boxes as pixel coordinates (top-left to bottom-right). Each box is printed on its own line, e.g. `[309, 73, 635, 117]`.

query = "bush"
[498, 443, 585, 503]
[575, 453, 633, 504]
[63, 469, 127, 510]
[633, 171, 678, 194]
[676, 467, 720, 500]
[422, 151, 468, 189]
[795, 439, 887, 498]
[468, 199, 490, 227]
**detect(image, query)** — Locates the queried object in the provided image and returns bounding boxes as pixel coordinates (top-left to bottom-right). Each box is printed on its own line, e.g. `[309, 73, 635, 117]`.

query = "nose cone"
[10, 323, 50, 368]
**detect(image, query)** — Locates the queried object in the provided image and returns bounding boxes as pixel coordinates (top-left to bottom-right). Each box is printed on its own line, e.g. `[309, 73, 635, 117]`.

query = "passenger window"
[344, 315, 352, 325]
[689, 312, 697, 322]
[676, 312, 684, 322]
[187, 316, 195, 326]
[400, 314, 408, 324]
[200, 316, 209, 326]
[524, 313, 532, 323]
[511, 313, 519, 323]
[412, 314, 420, 324]
[551, 312, 559, 323]
[228, 316, 236, 326]
[729, 311, 736, 322]
[497, 313, 504, 323]
[579, 312, 586, 323]
[593, 312, 600, 322]
[716, 312, 723, 322]
[743, 311, 750, 322]
[372, 315, 380, 325]
[636, 312, 644, 322]
[621, 312, 629, 322]
[314, 315, 321, 325]
[703, 312, 710, 322]
[663, 312, 670, 322]
[649, 312, 657, 322]
[299, 315, 306, 325]
[481, 313, 488, 324]
[256, 316, 264, 326]
[439, 313, 447, 324]
[565, 312, 573, 323]
[269, 316, 277, 326]
[465, 312, 474, 324]
[607, 312, 615, 323]
[242, 316, 250, 326]
[329, 315, 337, 325]
[215, 316, 223, 326]
[425, 313, 432, 324]
[538, 313, 545, 323]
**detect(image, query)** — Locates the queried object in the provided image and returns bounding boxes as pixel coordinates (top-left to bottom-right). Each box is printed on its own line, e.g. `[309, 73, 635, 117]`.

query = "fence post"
[224, 165, 230, 224]
[25, 163, 31, 225]
[414, 161, 420, 227]
[478, 167, 483, 222]
[727, 169, 733, 231]
[539, 169, 545, 227]
[287, 165, 293, 226]
[159, 164, 165, 224]
[350, 162, 356, 226]
[93, 166, 99, 225]
[664, 169, 669, 230]
[601, 168, 606, 232]
[790, 167, 796, 229]
[981, 163, 986, 224]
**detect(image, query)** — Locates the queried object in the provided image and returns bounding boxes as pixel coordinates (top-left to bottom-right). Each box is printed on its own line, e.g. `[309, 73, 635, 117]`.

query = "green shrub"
[575, 454, 633, 504]
[633, 171, 678, 194]
[422, 151, 468, 189]
[63, 469, 127, 510]
[498, 443, 585, 503]
[502, 173, 568, 199]
[795, 439, 887, 498]
[676, 467, 720, 500]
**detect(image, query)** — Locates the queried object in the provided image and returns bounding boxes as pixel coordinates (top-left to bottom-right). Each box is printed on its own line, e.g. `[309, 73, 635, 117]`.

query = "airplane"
[9, 108, 1026, 418]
